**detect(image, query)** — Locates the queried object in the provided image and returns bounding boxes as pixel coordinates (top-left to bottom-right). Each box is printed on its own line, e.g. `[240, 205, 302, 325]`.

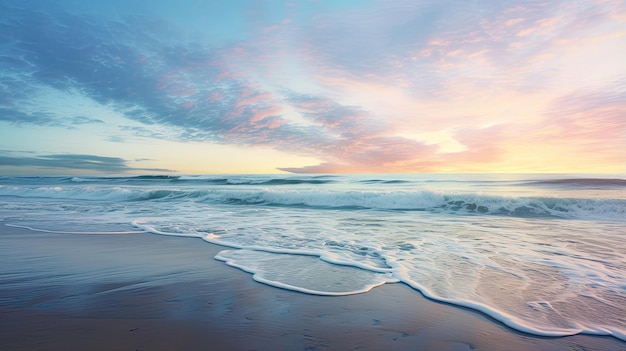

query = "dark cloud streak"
[0, 154, 172, 173]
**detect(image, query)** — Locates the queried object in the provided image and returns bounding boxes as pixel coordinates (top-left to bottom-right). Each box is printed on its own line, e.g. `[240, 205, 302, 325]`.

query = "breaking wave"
[1, 184, 623, 221]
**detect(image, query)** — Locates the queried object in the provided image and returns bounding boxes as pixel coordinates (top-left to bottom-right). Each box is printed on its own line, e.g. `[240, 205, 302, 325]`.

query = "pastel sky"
[1, 0, 625, 174]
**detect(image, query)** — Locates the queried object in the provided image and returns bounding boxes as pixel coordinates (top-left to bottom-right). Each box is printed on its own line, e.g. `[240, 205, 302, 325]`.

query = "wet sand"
[1, 224, 624, 351]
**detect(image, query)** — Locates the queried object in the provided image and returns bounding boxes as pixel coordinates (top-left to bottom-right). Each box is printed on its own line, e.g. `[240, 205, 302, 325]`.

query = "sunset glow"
[1, 0, 624, 174]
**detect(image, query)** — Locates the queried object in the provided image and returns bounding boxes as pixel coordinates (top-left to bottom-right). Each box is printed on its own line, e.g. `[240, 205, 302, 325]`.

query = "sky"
[1, 0, 625, 175]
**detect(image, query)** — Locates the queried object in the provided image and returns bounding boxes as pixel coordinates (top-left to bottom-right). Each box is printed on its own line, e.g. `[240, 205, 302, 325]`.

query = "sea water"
[0, 174, 625, 341]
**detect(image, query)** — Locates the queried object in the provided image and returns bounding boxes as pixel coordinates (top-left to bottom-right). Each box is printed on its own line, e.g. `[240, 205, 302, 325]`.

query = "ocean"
[1, 173, 624, 341]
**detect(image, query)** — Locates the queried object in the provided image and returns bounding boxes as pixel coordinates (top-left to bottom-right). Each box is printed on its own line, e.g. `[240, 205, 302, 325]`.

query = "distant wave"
[358, 179, 412, 184]
[66, 175, 336, 186]
[130, 175, 182, 180]
[69, 175, 182, 182]
[2, 185, 623, 221]
[525, 178, 626, 187]
[226, 178, 335, 186]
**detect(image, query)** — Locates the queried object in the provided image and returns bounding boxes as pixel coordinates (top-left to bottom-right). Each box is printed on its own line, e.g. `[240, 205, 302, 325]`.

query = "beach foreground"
[1, 224, 624, 351]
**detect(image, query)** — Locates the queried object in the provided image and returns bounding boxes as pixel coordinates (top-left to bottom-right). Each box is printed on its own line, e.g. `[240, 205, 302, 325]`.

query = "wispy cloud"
[538, 79, 626, 162]
[70, 116, 105, 125]
[0, 153, 172, 173]
[0, 0, 624, 173]
[282, 94, 437, 172]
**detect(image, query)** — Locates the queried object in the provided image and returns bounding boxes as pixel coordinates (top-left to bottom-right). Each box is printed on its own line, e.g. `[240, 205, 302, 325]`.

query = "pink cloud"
[111, 0, 626, 173]
[541, 80, 626, 144]
[443, 125, 511, 166]
[263, 118, 284, 129]
[506, 18, 525, 26]
[208, 91, 223, 102]
[236, 92, 274, 108]
[250, 105, 283, 123]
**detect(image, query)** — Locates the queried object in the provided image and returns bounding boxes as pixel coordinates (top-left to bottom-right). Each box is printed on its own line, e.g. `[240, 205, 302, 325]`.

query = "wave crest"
[2, 185, 623, 221]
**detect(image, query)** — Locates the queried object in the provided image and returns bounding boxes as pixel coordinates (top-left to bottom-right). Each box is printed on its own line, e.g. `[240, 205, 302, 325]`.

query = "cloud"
[280, 93, 438, 172]
[444, 125, 511, 165]
[0, 3, 271, 137]
[0, 2, 439, 172]
[1, 1, 624, 173]
[0, 108, 56, 125]
[0, 154, 173, 173]
[70, 116, 105, 125]
[292, 0, 625, 94]
[539, 79, 626, 158]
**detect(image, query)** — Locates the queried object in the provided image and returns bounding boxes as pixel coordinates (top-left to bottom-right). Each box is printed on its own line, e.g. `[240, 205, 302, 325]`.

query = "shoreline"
[1, 224, 624, 351]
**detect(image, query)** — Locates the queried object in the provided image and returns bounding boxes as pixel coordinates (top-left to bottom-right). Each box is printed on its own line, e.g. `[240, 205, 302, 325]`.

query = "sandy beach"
[1, 224, 624, 351]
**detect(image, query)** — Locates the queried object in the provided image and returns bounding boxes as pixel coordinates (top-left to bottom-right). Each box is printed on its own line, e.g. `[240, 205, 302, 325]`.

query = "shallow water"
[1, 173, 625, 341]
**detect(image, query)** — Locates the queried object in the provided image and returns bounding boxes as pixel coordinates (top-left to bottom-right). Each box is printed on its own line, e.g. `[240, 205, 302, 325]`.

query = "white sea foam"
[1, 174, 625, 342]
[131, 221, 202, 238]
[0, 184, 142, 201]
[215, 249, 397, 296]
[1, 184, 624, 221]
[130, 209, 626, 342]
[5, 223, 144, 235]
